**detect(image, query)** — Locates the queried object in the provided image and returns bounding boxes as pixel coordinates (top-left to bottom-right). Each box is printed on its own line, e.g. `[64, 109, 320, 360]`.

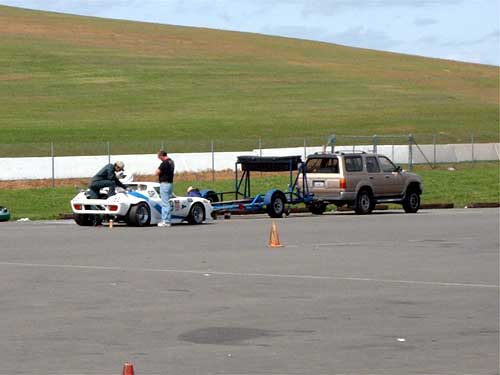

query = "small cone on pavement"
[123, 362, 135, 375]
[268, 220, 284, 248]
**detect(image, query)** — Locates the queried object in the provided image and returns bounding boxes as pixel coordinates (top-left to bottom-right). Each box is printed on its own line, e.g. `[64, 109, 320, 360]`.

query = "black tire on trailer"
[188, 202, 205, 224]
[204, 191, 219, 203]
[354, 189, 375, 215]
[402, 187, 421, 213]
[266, 191, 286, 218]
[127, 202, 151, 227]
[74, 214, 98, 226]
[309, 202, 327, 215]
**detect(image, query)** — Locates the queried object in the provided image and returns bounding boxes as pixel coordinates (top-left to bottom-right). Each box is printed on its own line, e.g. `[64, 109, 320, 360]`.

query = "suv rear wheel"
[402, 188, 420, 213]
[354, 189, 375, 215]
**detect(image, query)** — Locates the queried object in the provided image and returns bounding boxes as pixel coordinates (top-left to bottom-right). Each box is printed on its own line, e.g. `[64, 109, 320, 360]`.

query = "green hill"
[0, 5, 498, 152]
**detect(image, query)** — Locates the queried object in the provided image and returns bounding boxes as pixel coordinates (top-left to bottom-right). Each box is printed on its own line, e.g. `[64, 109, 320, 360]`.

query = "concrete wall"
[1, 143, 498, 180]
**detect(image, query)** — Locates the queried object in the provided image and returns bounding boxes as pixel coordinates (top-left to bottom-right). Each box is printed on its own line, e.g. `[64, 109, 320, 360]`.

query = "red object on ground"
[123, 362, 135, 375]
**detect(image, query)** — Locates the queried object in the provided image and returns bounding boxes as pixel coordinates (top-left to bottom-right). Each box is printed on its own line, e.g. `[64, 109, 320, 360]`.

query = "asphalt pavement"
[0, 208, 498, 374]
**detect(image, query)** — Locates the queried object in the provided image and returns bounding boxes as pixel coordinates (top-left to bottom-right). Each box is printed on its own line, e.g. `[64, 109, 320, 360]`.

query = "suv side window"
[306, 157, 339, 173]
[366, 157, 380, 173]
[344, 156, 363, 172]
[378, 156, 397, 173]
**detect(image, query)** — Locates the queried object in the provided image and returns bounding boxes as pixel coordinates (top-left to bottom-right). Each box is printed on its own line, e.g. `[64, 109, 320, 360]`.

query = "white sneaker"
[157, 221, 170, 227]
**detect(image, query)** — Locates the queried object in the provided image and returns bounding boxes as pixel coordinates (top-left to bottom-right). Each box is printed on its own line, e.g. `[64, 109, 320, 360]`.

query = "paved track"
[0, 208, 498, 375]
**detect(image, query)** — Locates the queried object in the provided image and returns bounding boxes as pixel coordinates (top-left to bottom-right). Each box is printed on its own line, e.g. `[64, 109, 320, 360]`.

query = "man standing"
[88, 161, 127, 199]
[155, 150, 175, 227]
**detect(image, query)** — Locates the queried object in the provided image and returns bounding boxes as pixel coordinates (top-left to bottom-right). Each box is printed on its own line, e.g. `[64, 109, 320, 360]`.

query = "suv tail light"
[73, 204, 82, 210]
[108, 205, 119, 211]
[339, 178, 347, 189]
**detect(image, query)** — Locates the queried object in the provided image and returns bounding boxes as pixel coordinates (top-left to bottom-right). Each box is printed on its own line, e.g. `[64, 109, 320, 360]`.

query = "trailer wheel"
[203, 191, 219, 203]
[127, 202, 151, 226]
[266, 192, 286, 218]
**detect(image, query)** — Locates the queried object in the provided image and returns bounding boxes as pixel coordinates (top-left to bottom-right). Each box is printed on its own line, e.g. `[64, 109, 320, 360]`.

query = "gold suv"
[298, 151, 423, 214]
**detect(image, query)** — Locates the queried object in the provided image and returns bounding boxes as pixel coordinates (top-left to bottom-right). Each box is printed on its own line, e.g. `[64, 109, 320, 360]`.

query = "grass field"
[0, 162, 497, 220]
[0, 5, 498, 153]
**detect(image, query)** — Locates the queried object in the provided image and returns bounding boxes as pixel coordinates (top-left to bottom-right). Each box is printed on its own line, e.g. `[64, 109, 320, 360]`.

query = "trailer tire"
[203, 191, 219, 203]
[266, 192, 286, 218]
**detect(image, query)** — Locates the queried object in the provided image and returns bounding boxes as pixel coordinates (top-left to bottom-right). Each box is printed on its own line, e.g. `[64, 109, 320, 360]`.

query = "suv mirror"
[395, 165, 402, 173]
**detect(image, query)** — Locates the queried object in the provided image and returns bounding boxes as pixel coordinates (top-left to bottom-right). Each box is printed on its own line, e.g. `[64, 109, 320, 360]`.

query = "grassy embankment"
[0, 6, 498, 220]
[0, 162, 498, 220]
[0, 5, 498, 156]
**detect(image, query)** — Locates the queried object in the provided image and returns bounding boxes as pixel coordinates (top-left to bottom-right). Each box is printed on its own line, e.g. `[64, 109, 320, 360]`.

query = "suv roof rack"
[333, 150, 367, 155]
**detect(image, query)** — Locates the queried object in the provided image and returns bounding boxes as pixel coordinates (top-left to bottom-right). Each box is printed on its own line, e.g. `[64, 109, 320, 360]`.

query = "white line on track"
[0, 261, 498, 289]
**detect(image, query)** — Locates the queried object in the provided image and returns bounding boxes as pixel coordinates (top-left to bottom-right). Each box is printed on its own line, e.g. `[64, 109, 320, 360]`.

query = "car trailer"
[201, 155, 314, 218]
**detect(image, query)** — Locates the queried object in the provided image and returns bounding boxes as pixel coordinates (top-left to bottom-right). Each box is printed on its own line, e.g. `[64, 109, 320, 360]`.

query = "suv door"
[365, 156, 387, 197]
[378, 155, 405, 195]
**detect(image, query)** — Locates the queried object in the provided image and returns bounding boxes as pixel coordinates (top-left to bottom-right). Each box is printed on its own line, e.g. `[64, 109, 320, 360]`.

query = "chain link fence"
[0, 132, 498, 184]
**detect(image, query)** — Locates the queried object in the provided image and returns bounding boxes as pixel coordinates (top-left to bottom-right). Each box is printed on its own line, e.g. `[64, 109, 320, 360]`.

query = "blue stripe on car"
[128, 191, 162, 213]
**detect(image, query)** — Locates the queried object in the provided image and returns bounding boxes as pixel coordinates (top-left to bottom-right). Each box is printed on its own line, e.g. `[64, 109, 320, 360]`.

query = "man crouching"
[88, 161, 127, 199]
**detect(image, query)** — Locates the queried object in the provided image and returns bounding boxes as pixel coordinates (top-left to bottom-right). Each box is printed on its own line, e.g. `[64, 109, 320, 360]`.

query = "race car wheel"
[74, 214, 98, 226]
[188, 202, 205, 224]
[127, 202, 151, 226]
[354, 189, 375, 215]
[402, 188, 421, 213]
[309, 202, 327, 215]
[266, 192, 286, 218]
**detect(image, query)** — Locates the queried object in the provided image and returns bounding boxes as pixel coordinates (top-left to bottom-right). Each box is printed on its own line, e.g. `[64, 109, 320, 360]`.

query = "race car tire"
[127, 202, 151, 226]
[266, 191, 286, 218]
[74, 213, 98, 226]
[188, 202, 205, 224]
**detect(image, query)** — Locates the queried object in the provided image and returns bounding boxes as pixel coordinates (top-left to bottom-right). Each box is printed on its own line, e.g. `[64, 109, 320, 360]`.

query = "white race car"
[71, 181, 213, 227]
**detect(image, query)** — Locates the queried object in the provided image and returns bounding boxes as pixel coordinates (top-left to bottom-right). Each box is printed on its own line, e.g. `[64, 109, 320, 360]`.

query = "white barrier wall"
[0, 143, 498, 180]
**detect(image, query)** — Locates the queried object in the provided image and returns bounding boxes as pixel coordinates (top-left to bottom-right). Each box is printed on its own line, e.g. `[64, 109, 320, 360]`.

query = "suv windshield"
[306, 157, 339, 173]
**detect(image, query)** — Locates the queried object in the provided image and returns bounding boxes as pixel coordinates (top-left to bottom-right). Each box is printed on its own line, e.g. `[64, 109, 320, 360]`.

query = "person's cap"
[187, 186, 194, 192]
[115, 161, 125, 170]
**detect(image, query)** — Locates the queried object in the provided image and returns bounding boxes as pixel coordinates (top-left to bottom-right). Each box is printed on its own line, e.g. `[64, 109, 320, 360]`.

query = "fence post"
[303, 137, 307, 160]
[328, 135, 336, 153]
[51, 142, 55, 188]
[259, 138, 262, 157]
[107, 141, 111, 164]
[211, 140, 215, 182]
[373, 135, 378, 154]
[432, 134, 437, 168]
[408, 134, 413, 172]
[471, 133, 475, 166]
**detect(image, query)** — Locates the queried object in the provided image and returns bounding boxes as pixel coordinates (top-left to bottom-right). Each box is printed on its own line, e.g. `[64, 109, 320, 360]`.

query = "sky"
[1, 0, 499, 66]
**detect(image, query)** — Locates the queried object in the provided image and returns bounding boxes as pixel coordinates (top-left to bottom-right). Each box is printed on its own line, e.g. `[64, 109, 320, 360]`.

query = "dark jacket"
[91, 164, 126, 188]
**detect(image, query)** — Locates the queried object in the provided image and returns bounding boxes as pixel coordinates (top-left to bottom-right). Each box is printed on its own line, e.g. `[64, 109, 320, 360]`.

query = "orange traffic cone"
[268, 220, 284, 248]
[123, 362, 135, 375]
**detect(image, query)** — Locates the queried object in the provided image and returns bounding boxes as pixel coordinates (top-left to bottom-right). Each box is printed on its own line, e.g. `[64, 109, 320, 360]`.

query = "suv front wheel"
[402, 188, 420, 213]
[354, 190, 375, 215]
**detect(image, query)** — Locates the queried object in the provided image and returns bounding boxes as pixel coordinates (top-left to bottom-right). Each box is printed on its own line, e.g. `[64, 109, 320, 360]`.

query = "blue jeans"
[160, 182, 173, 223]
